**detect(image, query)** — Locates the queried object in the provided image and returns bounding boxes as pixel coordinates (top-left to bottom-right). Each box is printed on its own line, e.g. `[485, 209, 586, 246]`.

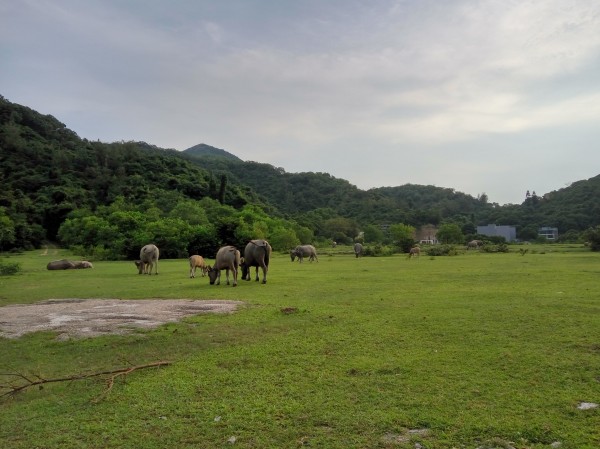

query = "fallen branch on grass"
[0, 361, 172, 399]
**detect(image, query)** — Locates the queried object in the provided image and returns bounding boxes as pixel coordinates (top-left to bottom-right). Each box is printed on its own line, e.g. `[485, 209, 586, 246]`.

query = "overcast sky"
[2, 0, 600, 205]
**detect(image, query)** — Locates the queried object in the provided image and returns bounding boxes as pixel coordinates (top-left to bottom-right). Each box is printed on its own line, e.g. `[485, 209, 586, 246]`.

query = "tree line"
[2, 95, 600, 258]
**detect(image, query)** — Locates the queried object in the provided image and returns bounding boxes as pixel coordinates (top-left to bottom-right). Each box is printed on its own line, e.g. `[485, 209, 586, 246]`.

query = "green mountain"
[0, 96, 261, 250]
[1, 95, 599, 252]
[183, 148, 600, 240]
[182, 153, 494, 226]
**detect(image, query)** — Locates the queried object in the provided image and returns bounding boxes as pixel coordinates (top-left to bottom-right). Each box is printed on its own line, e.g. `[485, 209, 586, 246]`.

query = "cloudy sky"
[2, 0, 600, 205]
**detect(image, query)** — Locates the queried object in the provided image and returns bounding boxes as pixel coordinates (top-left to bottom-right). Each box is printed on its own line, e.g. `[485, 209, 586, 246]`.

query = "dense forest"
[1, 95, 599, 258]
[183, 147, 600, 242]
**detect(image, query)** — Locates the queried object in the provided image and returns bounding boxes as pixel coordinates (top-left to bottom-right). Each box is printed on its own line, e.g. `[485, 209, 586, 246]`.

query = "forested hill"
[0, 96, 262, 251]
[2, 95, 600, 253]
[183, 149, 600, 240]
[520, 175, 600, 234]
[181, 151, 493, 225]
[182, 152, 372, 214]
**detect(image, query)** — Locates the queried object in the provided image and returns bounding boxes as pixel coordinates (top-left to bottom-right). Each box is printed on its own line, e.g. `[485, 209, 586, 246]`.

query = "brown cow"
[408, 246, 421, 259]
[189, 255, 208, 278]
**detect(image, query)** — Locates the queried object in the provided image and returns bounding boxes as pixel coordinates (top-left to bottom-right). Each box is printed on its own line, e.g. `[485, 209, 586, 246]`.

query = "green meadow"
[0, 245, 598, 448]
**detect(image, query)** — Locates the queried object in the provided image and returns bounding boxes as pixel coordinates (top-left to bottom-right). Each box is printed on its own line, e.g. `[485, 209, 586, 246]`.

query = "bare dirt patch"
[0, 299, 243, 339]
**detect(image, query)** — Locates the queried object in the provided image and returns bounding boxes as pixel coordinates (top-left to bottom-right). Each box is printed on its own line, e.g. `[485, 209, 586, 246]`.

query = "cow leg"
[261, 265, 267, 284]
[258, 263, 267, 283]
[226, 265, 238, 286]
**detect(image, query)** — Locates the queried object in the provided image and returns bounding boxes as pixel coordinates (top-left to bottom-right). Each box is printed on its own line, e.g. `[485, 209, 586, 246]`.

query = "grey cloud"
[2, 0, 600, 205]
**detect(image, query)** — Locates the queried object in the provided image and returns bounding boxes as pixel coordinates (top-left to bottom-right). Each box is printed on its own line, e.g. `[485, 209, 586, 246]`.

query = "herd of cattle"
[130, 240, 281, 287]
[46, 238, 462, 283]
[45, 240, 307, 287]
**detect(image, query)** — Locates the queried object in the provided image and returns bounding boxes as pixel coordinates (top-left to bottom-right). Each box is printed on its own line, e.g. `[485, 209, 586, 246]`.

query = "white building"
[477, 224, 517, 242]
[538, 227, 558, 240]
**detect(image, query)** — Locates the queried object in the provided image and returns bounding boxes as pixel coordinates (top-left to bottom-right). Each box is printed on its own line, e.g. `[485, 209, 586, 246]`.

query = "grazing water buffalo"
[354, 242, 363, 258]
[290, 244, 318, 263]
[47, 259, 93, 270]
[467, 240, 483, 250]
[241, 239, 272, 283]
[408, 246, 421, 259]
[207, 246, 241, 286]
[135, 244, 159, 275]
[189, 255, 208, 278]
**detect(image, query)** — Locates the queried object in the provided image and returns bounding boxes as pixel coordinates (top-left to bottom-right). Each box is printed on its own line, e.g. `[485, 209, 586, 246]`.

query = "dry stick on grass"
[0, 361, 172, 399]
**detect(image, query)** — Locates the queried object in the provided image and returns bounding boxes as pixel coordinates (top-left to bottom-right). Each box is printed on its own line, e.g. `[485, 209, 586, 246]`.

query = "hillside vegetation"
[184, 148, 600, 241]
[1, 95, 600, 254]
[0, 96, 304, 257]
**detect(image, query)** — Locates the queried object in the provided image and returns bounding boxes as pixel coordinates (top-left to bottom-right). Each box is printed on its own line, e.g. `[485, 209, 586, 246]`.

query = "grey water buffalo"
[467, 240, 483, 250]
[135, 244, 159, 275]
[207, 245, 241, 286]
[408, 246, 421, 259]
[290, 244, 318, 263]
[241, 239, 272, 283]
[189, 255, 208, 278]
[47, 259, 93, 270]
[354, 242, 363, 258]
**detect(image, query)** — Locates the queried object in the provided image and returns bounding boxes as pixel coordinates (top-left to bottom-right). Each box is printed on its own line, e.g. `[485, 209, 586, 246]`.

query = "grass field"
[0, 245, 598, 448]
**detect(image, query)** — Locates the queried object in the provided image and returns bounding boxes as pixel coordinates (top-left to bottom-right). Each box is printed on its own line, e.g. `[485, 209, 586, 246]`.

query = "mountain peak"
[183, 143, 242, 161]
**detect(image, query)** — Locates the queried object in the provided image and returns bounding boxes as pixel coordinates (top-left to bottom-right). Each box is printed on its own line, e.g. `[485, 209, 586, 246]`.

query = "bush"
[0, 259, 21, 275]
[583, 226, 600, 251]
[425, 244, 459, 256]
[70, 244, 122, 260]
[363, 244, 395, 257]
[480, 243, 510, 253]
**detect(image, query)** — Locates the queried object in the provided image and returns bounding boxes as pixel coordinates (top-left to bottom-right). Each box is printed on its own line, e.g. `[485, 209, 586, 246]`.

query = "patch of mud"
[381, 428, 430, 445]
[577, 402, 598, 410]
[0, 299, 243, 339]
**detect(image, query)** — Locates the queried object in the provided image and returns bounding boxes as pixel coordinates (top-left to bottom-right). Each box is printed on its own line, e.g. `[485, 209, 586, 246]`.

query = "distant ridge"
[183, 143, 242, 161]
